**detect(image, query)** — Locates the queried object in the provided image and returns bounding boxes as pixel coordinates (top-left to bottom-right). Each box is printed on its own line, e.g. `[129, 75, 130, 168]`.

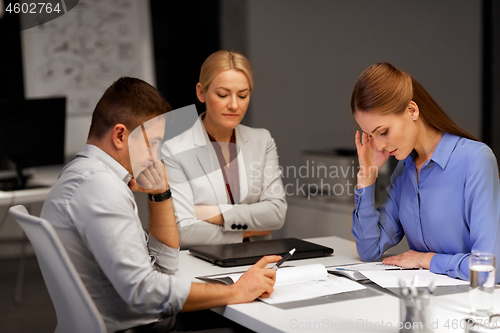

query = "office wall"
[484, 0, 500, 162]
[0, 1, 483, 256]
[238, 0, 482, 178]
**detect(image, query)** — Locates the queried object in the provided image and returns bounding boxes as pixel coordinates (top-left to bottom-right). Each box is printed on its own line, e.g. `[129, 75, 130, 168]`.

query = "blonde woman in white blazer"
[162, 51, 287, 249]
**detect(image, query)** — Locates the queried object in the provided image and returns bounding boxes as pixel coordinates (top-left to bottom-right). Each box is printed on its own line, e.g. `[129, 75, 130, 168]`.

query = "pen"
[410, 275, 419, 297]
[272, 248, 296, 270]
[141, 124, 154, 163]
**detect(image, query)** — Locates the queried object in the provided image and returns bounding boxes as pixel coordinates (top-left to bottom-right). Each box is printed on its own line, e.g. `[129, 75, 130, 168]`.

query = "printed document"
[359, 269, 469, 288]
[197, 264, 365, 304]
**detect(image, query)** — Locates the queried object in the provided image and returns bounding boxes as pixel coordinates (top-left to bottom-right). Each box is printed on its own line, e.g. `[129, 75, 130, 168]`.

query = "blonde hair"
[198, 50, 254, 92]
[351, 62, 478, 141]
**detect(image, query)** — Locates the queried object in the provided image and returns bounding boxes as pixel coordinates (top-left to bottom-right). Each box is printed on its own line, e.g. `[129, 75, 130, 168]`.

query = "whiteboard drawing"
[21, 0, 155, 114]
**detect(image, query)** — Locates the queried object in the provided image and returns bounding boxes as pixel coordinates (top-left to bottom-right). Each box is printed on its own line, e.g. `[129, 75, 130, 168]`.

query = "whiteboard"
[20, 0, 156, 115]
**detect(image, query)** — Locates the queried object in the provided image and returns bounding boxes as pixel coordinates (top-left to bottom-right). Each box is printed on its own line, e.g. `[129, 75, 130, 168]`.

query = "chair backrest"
[9, 205, 106, 333]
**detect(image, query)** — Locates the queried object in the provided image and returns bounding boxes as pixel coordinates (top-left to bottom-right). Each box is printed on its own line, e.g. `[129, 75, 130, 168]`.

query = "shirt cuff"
[429, 253, 448, 275]
[354, 184, 376, 211]
[148, 234, 180, 275]
[159, 276, 192, 318]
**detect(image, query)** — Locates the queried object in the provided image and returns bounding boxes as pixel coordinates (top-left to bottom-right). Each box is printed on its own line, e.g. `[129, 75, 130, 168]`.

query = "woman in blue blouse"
[351, 62, 500, 282]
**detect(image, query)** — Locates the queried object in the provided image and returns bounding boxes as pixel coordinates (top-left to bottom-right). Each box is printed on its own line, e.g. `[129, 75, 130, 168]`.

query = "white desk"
[176, 236, 500, 333]
[0, 165, 61, 206]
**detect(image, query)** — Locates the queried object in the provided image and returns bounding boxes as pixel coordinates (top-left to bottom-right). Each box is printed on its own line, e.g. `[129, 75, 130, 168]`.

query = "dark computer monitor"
[0, 97, 66, 190]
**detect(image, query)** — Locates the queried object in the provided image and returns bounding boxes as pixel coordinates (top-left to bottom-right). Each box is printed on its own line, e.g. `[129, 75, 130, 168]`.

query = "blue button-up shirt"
[353, 133, 500, 282]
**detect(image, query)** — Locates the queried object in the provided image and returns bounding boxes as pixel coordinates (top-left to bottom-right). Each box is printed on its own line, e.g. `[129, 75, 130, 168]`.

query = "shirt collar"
[207, 129, 236, 144]
[76, 144, 133, 184]
[194, 112, 247, 146]
[404, 132, 460, 171]
[430, 133, 460, 169]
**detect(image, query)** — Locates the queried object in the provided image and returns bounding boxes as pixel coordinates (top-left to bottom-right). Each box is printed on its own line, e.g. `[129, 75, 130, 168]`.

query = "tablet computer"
[189, 238, 334, 267]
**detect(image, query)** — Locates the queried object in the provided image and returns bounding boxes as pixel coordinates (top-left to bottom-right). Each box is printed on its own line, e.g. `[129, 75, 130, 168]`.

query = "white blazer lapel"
[235, 125, 249, 203]
[194, 117, 228, 205]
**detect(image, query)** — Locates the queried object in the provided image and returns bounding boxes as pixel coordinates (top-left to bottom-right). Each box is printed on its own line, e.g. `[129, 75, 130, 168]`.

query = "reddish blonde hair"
[198, 50, 253, 92]
[350, 63, 478, 141]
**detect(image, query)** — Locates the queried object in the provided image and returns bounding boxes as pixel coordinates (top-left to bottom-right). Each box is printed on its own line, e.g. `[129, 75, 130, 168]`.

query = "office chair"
[9, 205, 106, 333]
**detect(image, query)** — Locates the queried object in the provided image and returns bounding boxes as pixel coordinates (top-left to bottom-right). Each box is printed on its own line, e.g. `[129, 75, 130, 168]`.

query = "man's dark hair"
[88, 77, 172, 140]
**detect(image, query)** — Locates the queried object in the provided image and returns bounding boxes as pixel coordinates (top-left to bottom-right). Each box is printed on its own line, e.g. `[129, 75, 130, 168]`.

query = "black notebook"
[189, 238, 334, 267]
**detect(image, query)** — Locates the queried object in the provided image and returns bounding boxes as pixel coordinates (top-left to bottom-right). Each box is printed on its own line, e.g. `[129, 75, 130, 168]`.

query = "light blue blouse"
[353, 133, 500, 282]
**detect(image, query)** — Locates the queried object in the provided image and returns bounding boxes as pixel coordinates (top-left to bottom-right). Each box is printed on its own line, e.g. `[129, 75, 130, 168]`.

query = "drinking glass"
[469, 253, 496, 316]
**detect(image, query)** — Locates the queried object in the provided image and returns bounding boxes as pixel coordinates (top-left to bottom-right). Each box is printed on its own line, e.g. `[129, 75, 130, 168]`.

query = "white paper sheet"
[359, 269, 469, 288]
[206, 263, 328, 285]
[198, 264, 366, 304]
[261, 274, 366, 304]
[327, 262, 404, 281]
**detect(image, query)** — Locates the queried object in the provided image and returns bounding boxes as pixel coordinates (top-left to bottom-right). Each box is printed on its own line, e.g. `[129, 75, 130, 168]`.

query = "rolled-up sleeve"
[72, 171, 192, 315]
[148, 233, 180, 275]
[158, 276, 192, 318]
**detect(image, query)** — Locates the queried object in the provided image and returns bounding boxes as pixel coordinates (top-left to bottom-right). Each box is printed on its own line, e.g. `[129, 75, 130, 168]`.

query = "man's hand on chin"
[129, 160, 168, 194]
